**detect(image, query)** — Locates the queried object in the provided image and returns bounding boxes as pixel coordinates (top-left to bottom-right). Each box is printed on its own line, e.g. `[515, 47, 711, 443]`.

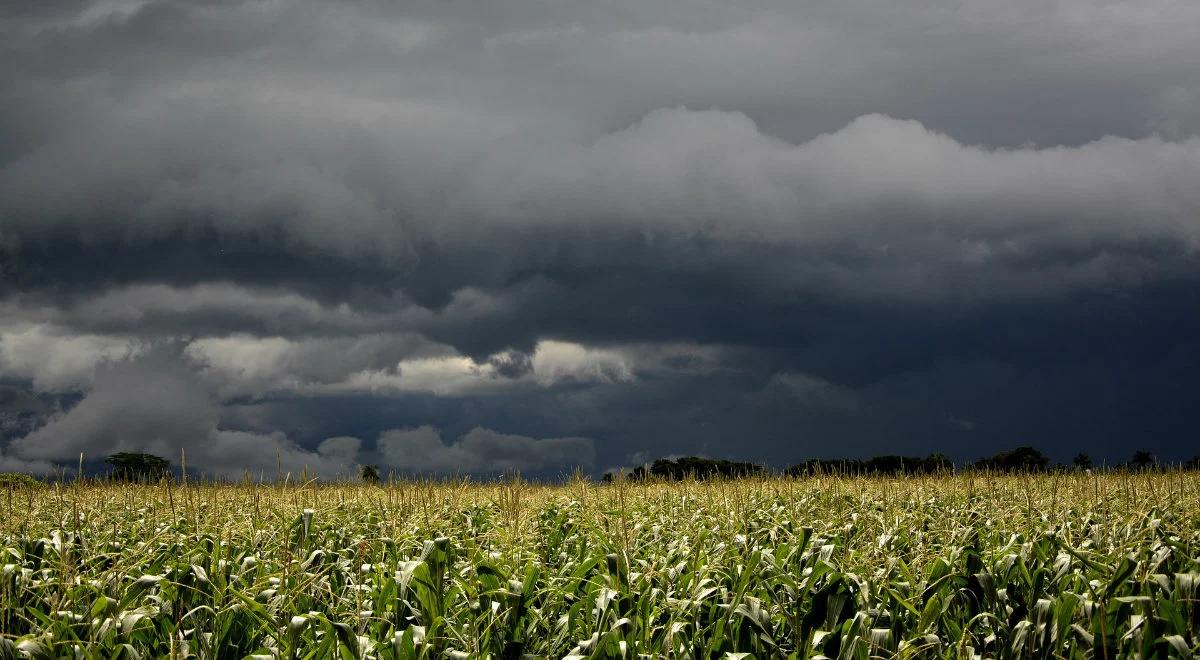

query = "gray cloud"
[4, 0, 1200, 296]
[4, 108, 1200, 300]
[5, 347, 361, 478]
[2, 346, 599, 478]
[6, 0, 1199, 149]
[761, 372, 859, 411]
[2, 0, 1200, 473]
[376, 426, 594, 476]
[0, 322, 137, 391]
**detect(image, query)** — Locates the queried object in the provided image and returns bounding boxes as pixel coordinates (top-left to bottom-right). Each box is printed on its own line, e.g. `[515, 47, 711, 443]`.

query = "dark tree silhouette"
[974, 446, 1049, 473]
[647, 457, 765, 480]
[360, 464, 380, 484]
[784, 453, 955, 477]
[604, 456, 765, 482]
[105, 452, 171, 482]
[597, 445, 1199, 481]
[1129, 450, 1155, 470]
[924, 453, 954, 473]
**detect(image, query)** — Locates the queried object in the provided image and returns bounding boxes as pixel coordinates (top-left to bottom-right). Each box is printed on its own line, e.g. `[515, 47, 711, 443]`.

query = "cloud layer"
[2, 0, 1199, 475]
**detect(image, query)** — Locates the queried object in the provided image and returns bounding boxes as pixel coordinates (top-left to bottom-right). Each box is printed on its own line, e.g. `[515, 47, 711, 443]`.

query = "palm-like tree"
[106, 452, 171, 482]
[360, 464, 381, 484]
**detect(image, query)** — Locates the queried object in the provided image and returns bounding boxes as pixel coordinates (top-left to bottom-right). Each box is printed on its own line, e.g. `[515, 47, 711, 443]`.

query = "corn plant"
[1, 472, 1198, 658]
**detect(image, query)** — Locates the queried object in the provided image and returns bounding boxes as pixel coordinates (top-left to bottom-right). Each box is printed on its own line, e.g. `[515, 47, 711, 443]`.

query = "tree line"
[603, 447, 1200, 482]
[603, 456, 767, 482]
[2, 448, 1197, 485]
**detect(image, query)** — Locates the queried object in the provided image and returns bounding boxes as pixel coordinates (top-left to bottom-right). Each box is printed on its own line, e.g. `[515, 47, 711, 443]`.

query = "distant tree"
[105, 452, 171, 482]
[1185, 456, 1200, 471]
[1073, 453, 1092, 470]
[785, 453, 954, 477]
[975, 446, 1048, 473]
[1129, 450, 1155, 470]
[620, 456, 765, 481]
[601, 469, 634, 483]
[864, 456, 905, 474]
[360, 464, 380, 484]
[923, 453, 954, 474]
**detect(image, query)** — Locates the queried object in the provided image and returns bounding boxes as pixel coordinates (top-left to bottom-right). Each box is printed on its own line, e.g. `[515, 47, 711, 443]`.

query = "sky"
[1, 0, 1199, 479]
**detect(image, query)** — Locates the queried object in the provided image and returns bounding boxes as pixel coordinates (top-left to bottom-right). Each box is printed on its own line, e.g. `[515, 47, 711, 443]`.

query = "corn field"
[2, 472, 1198, 658]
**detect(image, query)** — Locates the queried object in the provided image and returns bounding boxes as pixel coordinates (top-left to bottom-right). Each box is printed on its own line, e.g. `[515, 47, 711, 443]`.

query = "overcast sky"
[2, 0, 1199, 478]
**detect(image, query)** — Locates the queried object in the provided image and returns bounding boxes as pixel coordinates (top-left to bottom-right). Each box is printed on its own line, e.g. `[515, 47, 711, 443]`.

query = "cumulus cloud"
[0, 323, 138, 391]
[204, 431, 362, 480]
[2, 345, 601, 477]
[185, 335, 701, 398]
[9, 347, 217, 460]
[529, 341, 635, 386]
[376, 426, 594, 475]
[6, 348, 361, 478]
[184, 332, 448, 397]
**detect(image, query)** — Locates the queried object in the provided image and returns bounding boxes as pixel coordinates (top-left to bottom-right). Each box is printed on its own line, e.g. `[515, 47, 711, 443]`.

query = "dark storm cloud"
[2, 0, 1200, 475]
